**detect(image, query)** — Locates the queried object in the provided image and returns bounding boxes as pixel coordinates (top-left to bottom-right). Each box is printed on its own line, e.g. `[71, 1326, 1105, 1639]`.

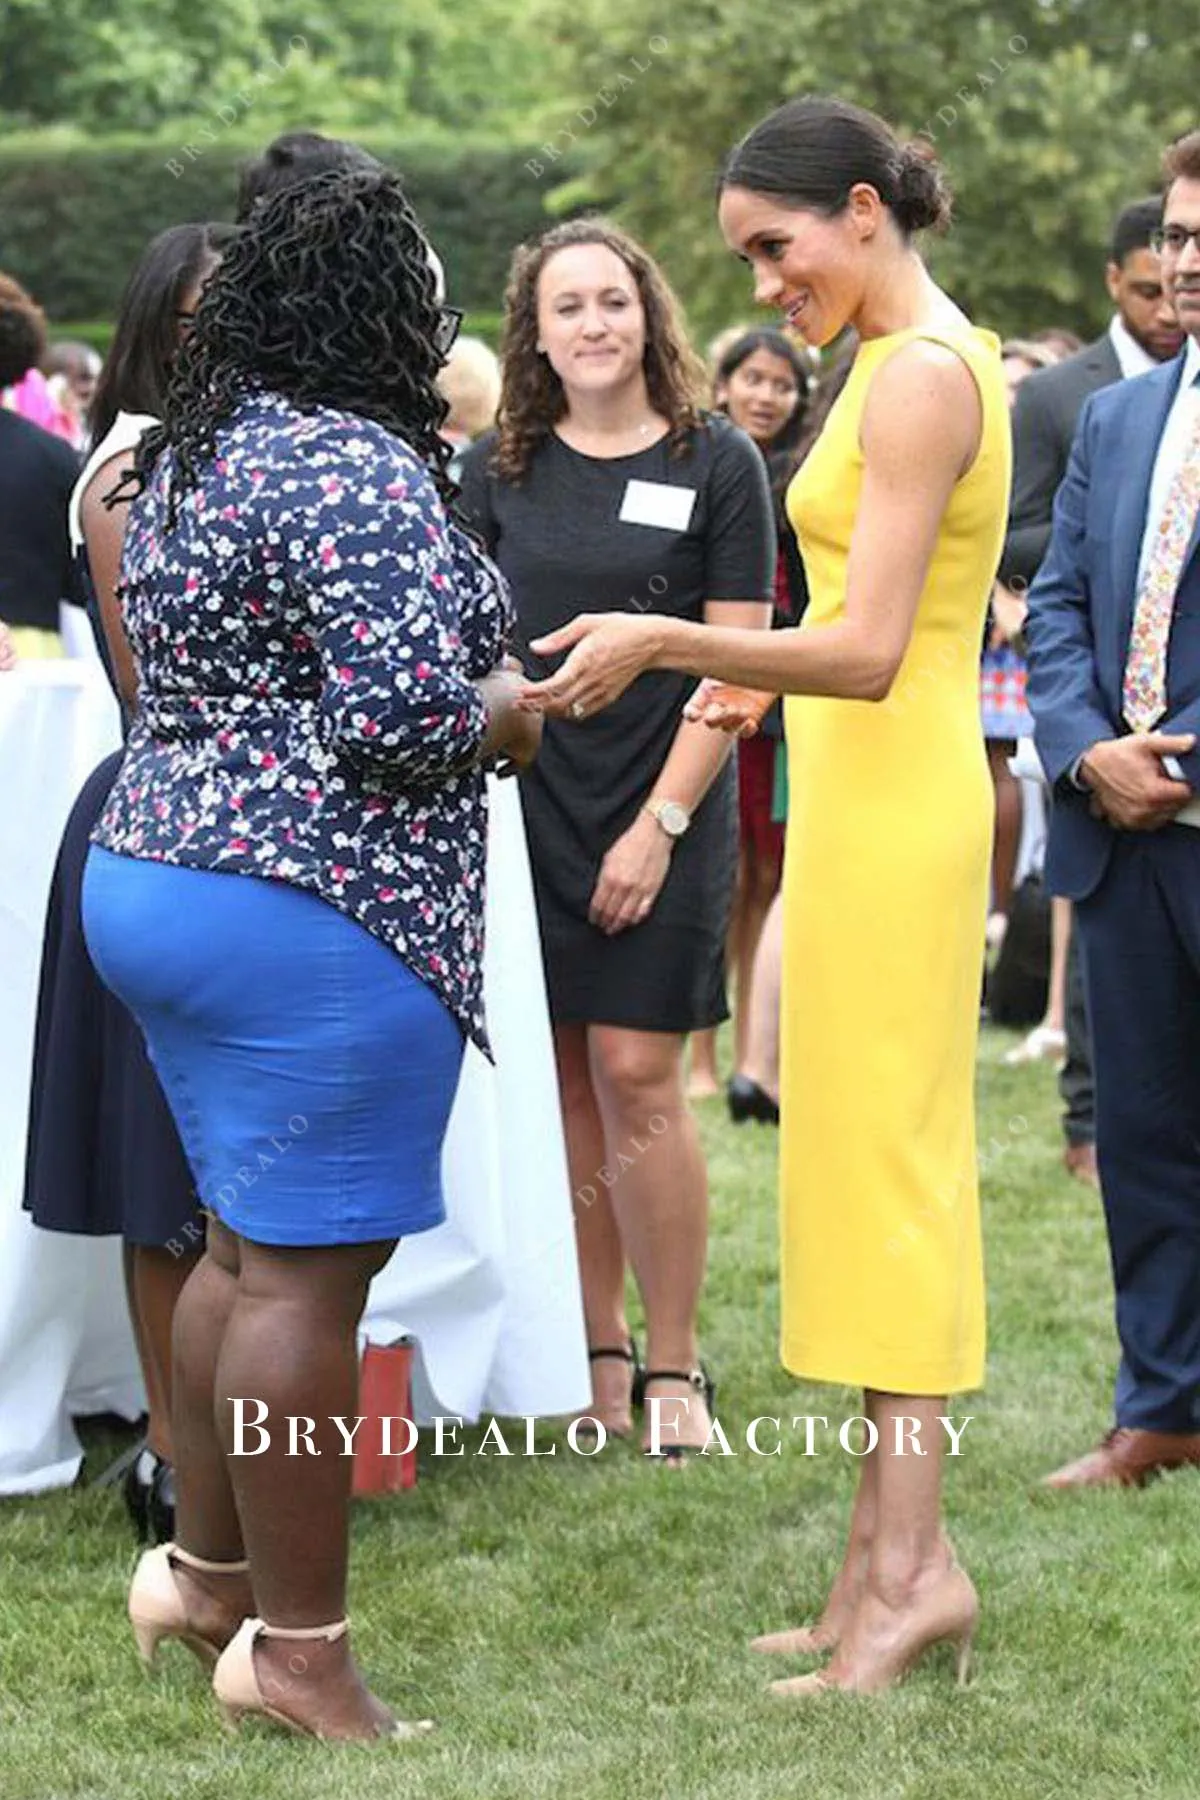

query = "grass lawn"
[3, 1023, 1199, 1800]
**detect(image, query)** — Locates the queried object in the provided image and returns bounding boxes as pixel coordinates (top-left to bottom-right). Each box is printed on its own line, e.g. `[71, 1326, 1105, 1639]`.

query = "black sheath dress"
[459, 415, 774, 1030]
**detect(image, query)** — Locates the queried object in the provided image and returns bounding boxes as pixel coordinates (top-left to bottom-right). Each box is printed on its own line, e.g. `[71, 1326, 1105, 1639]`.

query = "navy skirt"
[81, 851, 465, 1248]
[22, 754, 203, 1248]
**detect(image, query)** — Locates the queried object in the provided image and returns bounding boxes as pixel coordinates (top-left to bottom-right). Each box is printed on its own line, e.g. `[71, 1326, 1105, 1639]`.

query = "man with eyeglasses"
[1026, 129, 1200, 1490]
[998, 197, 1183, 1197]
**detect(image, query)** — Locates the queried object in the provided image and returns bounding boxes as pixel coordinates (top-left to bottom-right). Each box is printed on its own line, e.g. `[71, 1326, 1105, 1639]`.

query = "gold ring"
[571, 700, 586, 720]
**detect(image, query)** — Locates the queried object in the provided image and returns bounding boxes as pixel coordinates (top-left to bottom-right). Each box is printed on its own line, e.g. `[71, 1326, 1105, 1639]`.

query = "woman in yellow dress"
[520, 95, 1010, 1696]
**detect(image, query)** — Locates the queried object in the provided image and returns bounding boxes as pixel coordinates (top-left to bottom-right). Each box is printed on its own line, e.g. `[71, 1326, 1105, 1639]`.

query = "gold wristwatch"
[642, 798, 691, 839]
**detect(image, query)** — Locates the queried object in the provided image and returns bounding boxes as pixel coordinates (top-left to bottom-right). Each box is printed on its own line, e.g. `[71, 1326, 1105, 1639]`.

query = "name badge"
[618, 479, 697, 533]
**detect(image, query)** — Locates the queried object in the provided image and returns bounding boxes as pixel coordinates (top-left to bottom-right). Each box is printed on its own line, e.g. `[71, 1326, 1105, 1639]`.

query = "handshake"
[476, 655, 543, 775]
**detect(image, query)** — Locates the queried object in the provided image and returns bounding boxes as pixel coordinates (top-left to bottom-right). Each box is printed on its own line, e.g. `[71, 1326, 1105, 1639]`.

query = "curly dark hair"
[492, 218, 706, 483]
[0, 273, 48, 389]
[235, 130, 383, 223]
[126, 166, 455, 524]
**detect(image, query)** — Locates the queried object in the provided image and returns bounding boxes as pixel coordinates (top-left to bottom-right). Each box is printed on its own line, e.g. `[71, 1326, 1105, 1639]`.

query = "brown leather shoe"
[1042, 1427, 1200, 1489]
[1063, 1141, 1100, 1187]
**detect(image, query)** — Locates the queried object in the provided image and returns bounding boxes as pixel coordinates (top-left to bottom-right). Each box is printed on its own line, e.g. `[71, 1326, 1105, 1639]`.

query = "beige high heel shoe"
[128, 1543, 251, 1669]
[212, 1617, 435, 1741]
[769, 1562, 979, 1699]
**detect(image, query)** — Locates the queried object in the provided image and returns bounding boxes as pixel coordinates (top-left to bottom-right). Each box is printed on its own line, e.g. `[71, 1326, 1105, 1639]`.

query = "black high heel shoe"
[642, 1366, 716, 1465]
[726, 1074, 780, 1126]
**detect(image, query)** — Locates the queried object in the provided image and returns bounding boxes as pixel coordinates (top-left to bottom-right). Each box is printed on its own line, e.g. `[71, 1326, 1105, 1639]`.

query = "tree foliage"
[0, 0, 563, 136]
[537, 0, 1200, 337]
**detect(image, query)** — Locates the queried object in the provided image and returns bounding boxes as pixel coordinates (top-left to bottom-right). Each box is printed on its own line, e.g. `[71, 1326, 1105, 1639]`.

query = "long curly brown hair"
[492, 218, 707, 483]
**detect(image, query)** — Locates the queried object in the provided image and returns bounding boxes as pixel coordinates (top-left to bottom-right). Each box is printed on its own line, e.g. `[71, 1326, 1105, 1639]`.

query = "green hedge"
[0, 132, 585, 325]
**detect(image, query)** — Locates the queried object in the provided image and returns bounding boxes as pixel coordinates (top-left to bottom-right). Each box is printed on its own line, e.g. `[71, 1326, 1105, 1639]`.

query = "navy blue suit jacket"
[1025, 349, 1200, 900]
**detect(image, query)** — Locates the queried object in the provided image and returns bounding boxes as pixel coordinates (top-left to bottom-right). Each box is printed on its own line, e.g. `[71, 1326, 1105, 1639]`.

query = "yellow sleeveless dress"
[779, 324, 1010, 1395]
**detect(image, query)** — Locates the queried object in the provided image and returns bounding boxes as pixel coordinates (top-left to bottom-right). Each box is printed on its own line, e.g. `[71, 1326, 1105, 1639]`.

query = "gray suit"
[999, 331, 1122, 1151]
[999, 333, 1122, 590]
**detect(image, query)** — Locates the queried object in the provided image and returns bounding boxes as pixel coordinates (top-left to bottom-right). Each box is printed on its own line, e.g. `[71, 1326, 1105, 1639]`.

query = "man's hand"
[989, 582, 1028, 650]
[588, 811, 672, 935]
[1079, 732, 1196, 830]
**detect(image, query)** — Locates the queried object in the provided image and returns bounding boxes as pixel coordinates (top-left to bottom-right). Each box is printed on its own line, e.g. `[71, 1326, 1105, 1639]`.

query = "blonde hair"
[436, 336, 501, 441]
[1000, 337, 1059, 375]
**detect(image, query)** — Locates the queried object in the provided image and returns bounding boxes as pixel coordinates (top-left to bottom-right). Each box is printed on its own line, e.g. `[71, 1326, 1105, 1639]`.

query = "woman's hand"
[0, 623, 17, 672]
[497, 706, 544, 772]
[477, 665, 544, 772]
[518, 613, 663, 719]
[683, 678, 777, 737]
[589, 810, 672, 935]
[989, 582, 1028, 650]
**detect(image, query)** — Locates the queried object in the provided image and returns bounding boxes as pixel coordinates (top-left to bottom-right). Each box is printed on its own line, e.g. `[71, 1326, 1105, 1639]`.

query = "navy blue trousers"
[1076, 825, 1200, 1431]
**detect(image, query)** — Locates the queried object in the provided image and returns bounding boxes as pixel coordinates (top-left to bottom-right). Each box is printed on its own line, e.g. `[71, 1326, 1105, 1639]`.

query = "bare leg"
[216, 1233, 399, 1739]
[772, 1393, 976, 1696]
[753, 1415, 877, 1653]
[1044, 897, 1071, 1035]
[588, 1026, 713, 1454]
[732, 842, 782, 1076]
[131, 1242, 202, 1463]
[741, 889, 784, 1105]
[687, 1027, 721, 1099]
[168, 1217, 253, 1645]
[554, 1024, 634, 1435]
[987, 739, 1022, 920]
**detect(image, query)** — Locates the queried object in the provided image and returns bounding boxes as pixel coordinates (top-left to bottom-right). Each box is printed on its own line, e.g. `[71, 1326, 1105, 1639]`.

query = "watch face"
[659, 801, 690, 837]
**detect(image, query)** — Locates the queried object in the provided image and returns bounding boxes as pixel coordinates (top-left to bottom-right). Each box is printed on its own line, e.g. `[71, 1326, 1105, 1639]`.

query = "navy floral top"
[93, 390, 511, 1049]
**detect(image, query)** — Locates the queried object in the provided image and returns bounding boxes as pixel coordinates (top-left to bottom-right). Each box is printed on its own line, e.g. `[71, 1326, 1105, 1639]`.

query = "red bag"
[352, 1338, 417, 1494]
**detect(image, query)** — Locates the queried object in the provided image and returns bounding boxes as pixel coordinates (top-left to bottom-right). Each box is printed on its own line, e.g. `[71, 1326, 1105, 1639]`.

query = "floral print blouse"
[93, 390, 511, 1050]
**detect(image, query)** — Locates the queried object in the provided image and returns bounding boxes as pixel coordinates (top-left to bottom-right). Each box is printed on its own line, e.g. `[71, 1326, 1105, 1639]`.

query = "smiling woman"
[517, 94, 1013, 1701]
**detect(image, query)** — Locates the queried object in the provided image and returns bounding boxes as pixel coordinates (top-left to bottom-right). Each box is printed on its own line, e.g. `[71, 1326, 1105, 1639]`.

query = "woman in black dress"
[22, 223, 230, 1540]
[460, 219, 774, 1457]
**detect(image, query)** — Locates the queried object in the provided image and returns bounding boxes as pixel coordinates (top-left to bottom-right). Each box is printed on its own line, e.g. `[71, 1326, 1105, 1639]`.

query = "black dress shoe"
[122, 1453, 153, 1544]
[726, 1074, 780, 1125]
[148, 1458, 177, 1544]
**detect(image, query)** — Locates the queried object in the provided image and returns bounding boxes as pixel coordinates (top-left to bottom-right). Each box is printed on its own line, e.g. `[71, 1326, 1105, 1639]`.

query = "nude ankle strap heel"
[128, 1542, 250, 1669]
[169, 1544, 250, 1576]
[212, 1617, 434, 1740]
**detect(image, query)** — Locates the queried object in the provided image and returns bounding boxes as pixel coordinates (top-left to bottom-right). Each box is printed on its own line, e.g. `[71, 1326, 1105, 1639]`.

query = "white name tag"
[618, 479, 697, 533]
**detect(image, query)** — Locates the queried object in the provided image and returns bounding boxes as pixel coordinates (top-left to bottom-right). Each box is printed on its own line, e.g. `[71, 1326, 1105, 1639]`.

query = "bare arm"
[585, 599, 770, 936]
[522, 343, 983, 717]
[79, 453, 138, 714]
[646, 600, 771, 802]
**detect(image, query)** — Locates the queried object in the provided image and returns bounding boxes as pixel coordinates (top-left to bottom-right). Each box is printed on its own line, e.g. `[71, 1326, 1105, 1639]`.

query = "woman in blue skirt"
[83, 168, 539, 1741]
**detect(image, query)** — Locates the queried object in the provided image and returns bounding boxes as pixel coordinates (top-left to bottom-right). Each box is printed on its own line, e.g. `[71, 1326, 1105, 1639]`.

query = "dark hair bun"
[893, 142, 953, 233]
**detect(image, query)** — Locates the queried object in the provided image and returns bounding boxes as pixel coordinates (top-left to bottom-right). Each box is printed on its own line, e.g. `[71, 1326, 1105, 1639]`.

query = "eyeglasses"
[1151, 225, 1200, 257]
[434, 305, 463, 360]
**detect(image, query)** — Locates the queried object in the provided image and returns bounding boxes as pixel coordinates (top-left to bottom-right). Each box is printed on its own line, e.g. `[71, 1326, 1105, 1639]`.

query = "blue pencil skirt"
[81, 849, 465, 1247]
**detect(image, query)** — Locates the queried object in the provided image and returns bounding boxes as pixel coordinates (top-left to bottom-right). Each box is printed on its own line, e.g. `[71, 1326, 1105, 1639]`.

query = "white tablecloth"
[0, 663, 588, 1493]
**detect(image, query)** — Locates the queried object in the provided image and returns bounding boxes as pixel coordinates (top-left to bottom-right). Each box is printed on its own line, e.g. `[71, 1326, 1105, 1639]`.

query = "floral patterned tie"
[1123, 382, 1200, 733]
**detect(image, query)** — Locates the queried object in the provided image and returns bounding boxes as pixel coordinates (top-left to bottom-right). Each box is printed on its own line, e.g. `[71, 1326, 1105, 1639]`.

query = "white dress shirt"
[1108, 314, 1159, 380]
[1136, 334, 1200, 587]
